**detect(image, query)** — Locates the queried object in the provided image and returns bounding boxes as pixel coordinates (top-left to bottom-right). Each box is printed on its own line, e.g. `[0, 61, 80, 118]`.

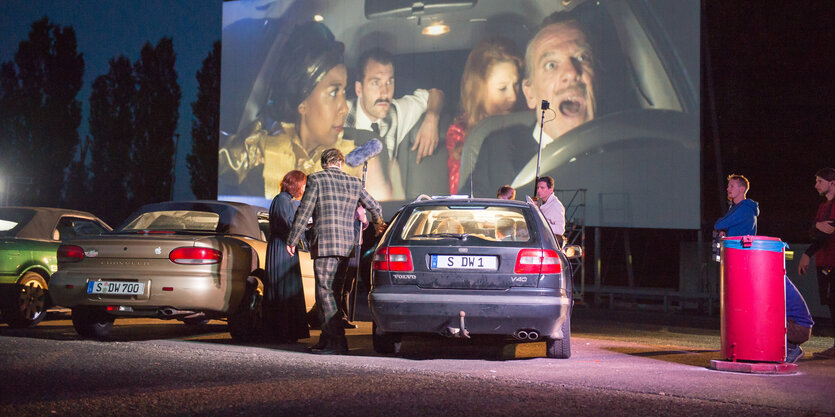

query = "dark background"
[701, 1, 834, 242]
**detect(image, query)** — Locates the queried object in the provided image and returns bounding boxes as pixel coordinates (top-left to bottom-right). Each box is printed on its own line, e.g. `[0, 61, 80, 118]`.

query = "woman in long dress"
[265, 170, 310, 342]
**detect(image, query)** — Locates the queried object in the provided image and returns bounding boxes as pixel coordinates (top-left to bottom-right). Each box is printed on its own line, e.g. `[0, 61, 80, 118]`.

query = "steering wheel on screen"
[510, 108, 698, 189]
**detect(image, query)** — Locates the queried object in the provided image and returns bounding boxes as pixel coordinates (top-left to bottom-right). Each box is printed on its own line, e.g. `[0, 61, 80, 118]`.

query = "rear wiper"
[411, 233, 469, 240]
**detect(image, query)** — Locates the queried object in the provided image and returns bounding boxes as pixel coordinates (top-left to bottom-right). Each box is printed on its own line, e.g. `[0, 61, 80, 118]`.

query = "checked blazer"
[287, 166, 382, 258]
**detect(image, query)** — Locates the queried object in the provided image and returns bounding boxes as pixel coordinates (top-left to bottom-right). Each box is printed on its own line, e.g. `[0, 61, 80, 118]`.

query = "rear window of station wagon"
[399, 205, 532, 242]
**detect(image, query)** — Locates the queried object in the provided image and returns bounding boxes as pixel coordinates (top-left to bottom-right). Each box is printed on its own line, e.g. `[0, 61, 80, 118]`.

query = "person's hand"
[286, 245, 296, 256]
[798, 253, 811, 275]
[411, 114, 439, 164]
[356, 206, 369, 226]
[374, 221, 387, 237]
[815, 221, 835, 234]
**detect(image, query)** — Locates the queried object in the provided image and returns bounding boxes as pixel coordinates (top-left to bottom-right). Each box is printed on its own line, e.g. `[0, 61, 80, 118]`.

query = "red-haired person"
[446, 38, 522, 194]
[265, 170, 309, 342]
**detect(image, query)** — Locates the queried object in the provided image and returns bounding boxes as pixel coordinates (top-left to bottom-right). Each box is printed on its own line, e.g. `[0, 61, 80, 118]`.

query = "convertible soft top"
[118, 200, 267, 240]
[0, 207, 104, 240]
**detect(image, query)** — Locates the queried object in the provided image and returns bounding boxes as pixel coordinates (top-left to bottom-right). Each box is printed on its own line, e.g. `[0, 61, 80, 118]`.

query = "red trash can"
[720, 235, 786, 363]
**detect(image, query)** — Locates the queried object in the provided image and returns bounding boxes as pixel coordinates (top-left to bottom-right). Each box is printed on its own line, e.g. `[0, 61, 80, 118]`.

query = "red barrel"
[720, 236, 786, 362]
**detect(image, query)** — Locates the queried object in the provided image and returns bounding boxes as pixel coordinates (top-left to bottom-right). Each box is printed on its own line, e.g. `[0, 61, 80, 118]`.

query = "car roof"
[0, 206, 109, 240]
[224, 0, 580, 61]
[405, 196, 532, 208]
[119, 200, 267, 240]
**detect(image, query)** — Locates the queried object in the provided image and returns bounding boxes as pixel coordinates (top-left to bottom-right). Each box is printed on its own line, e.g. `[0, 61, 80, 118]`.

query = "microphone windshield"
[345, 138, 384, 167]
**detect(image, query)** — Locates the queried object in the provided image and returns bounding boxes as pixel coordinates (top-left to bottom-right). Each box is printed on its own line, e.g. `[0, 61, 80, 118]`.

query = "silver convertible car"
[50, 201, 275, 341]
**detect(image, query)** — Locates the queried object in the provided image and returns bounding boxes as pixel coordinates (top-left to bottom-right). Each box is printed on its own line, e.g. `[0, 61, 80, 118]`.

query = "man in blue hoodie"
[714, 174, 759, 237]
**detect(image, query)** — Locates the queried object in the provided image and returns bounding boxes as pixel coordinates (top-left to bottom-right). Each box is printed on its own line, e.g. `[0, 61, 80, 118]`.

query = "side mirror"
[563, 245, 583, 259]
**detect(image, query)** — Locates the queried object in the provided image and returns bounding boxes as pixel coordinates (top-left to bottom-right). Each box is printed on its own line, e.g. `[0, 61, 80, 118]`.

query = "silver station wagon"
[369, 196, 579, 358]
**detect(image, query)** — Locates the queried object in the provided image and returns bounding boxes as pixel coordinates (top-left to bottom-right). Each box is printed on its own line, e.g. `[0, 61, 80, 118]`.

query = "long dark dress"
[265, 191, 310, 341]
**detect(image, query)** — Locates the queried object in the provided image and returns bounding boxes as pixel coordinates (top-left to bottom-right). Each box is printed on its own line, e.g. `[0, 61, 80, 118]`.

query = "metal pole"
[533, 101, 548, 200]
[349, 160, 368, 322]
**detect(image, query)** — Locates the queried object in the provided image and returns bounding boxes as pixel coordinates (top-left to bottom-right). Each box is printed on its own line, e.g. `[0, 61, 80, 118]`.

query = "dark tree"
[0, 17, 84, 206]
[187, 41, 220, 199]
[87, 56, 136, 224]
[129, 37, 181, 207]
[65, 138, 90, 211]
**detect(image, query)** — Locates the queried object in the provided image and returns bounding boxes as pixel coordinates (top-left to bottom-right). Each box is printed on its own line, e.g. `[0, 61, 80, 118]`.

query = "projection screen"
[219, 0, 700, 229]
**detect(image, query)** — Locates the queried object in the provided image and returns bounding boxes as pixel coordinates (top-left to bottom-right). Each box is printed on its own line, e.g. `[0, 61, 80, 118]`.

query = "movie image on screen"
[219, 0, 700, 229]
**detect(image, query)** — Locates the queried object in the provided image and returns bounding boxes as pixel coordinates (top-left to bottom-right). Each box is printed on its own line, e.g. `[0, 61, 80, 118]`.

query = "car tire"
[372, 321, 401, 354]
[546, 314, 571, 359]
[72, 306, 114, 340]
[2, 272, 48, 328]
[228, 277, 265, 343]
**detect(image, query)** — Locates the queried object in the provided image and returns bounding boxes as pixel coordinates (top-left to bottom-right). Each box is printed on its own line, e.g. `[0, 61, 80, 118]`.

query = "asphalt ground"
[3, 306, 835, 416]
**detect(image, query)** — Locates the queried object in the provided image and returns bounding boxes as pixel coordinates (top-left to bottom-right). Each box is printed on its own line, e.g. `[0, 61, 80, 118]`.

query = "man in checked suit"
[286, 148, 382, 354]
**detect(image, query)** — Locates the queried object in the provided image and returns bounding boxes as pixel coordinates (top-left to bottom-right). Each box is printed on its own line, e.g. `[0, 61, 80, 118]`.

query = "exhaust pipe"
[159, 308, 196, 317]
[514, 329, 540, 340]
[160, 308, 177, 317]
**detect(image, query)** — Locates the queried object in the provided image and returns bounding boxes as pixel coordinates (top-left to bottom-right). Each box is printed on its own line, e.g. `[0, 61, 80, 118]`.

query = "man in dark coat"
[286, 148, 382, 354]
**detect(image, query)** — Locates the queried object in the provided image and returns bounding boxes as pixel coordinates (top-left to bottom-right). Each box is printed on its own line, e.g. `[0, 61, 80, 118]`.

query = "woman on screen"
[446, 38, 522, 195]
[218, 21, 359, 199]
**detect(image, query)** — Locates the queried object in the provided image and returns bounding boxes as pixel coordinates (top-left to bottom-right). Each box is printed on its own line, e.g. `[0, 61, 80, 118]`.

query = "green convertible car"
[0, 207, 111, 328]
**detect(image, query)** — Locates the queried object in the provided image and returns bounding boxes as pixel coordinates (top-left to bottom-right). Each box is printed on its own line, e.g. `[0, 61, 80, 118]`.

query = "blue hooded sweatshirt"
[714, 199, 759, 237]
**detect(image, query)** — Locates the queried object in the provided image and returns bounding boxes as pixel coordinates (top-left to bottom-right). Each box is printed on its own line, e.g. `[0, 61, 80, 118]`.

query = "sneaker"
[786, 345, 805, 363]
[814, 346, 835, 359]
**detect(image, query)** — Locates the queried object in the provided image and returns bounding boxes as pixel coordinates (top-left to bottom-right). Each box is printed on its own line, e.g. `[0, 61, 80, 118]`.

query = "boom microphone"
[541, 100, 550, 110]
[345, 138, 383, 167]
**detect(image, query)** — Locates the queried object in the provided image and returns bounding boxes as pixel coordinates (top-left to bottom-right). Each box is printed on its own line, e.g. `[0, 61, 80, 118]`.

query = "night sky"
[1, 1, 832, 242]
[0, 0, 222, 200]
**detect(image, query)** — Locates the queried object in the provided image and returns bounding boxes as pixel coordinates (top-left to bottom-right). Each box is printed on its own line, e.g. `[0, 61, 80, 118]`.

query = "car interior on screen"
[220, 0, 699, 230]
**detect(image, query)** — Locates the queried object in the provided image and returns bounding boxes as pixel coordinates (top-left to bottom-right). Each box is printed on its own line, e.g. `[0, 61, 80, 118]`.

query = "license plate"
[431, 255, 498, 270]
[87, 281, 145, 295]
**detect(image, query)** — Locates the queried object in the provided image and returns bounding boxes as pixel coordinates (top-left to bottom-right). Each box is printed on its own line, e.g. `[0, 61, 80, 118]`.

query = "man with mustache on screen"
[344, 48, 445, 200]
[470, 10, 595, 198]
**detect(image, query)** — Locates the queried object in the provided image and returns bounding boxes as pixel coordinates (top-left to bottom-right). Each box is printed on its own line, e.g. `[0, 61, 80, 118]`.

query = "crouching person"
[786, 276, 814, 363]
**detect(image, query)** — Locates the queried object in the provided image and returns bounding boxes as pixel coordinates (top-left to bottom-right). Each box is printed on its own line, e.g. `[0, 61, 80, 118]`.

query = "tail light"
[57, 245, 85, 263]
[169, 247, 222, 265]
[515, 249, 561, 274]
[373, 246, 413, 271]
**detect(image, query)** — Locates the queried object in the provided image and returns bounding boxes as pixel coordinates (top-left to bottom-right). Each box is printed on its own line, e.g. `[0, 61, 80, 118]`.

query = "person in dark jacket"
[798, 167, 835, 359]
[714, 174, 759, 237]
[265, 170, 310, 343]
